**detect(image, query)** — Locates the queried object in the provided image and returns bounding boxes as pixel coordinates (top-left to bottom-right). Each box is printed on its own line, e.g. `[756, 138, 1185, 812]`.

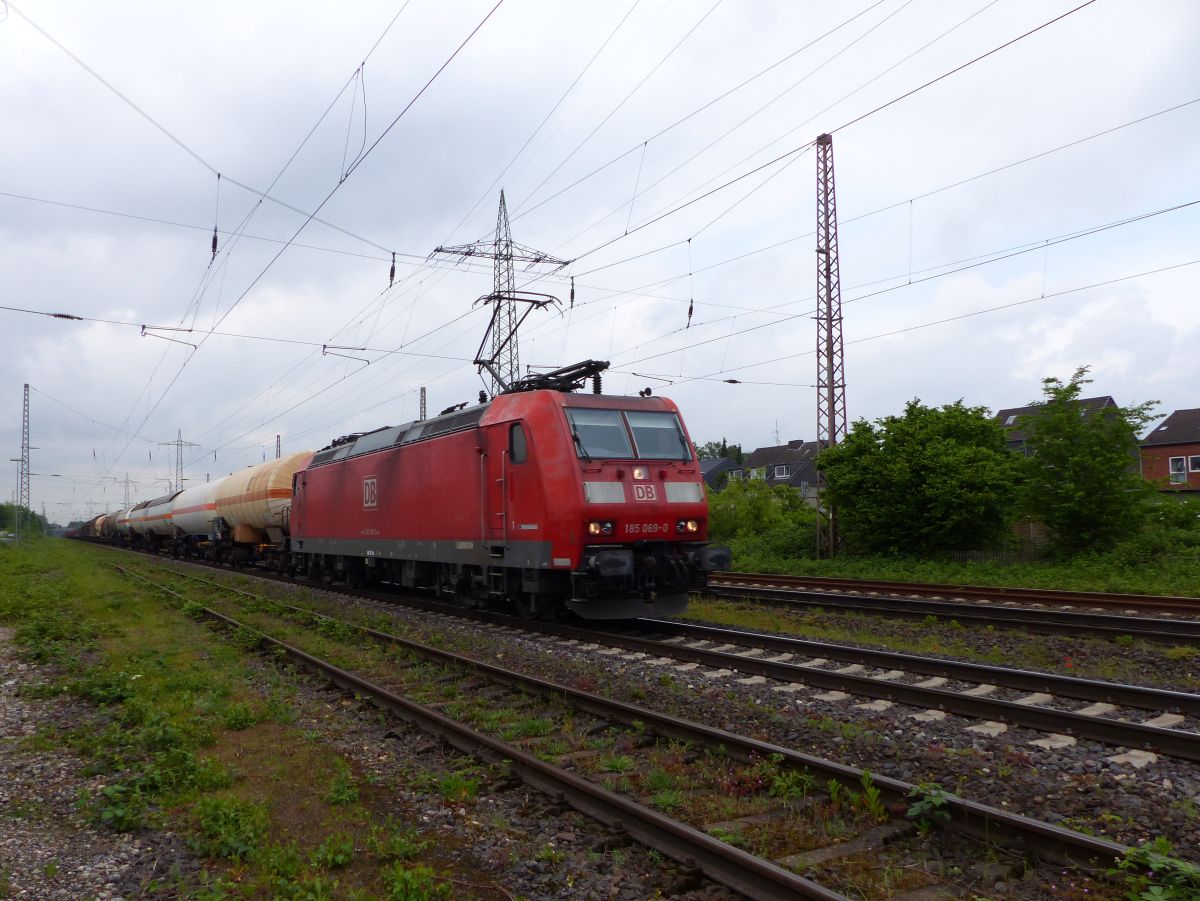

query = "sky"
[2, 0, 1199, 524]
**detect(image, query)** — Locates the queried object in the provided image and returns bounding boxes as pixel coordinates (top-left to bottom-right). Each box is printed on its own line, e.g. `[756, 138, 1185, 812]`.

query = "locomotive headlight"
[632, 466, 649, 481]
[588, 520, 616, 536]
[676, 519, 700, 533]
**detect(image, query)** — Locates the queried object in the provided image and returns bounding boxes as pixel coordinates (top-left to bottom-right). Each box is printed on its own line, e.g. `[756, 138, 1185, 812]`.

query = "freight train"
[79, 363, 729, 619]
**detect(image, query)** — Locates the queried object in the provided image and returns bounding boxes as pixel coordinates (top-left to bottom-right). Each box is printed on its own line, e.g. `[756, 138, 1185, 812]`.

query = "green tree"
[707, 478, 816, 567]
[816, 400, 1020, 555]
[695, 438, 744, 464]
[1020, 366, 1156, 554]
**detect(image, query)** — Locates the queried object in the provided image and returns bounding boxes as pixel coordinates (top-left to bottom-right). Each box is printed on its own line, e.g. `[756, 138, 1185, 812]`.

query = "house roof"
[1142, 408, 1200, 448]
[699, 457, 735, 474]
[743, 439, 822, 488]
[994, 395, 1117, 443]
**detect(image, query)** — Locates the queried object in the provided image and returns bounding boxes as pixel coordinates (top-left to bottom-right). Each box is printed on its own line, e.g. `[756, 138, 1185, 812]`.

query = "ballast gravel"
[0, 627, 199, 899]
[0, 622, 740, 900]
[272, 581, 1200, 870]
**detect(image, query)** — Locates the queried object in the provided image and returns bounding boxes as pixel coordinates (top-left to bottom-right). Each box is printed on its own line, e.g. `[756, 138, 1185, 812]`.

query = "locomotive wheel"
[512, 593, 536, 620]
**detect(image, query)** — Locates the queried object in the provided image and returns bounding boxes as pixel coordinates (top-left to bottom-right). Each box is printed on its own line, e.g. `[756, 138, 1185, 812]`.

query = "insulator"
[570, 276, 575, 309]
[389, 252, 396, 287]
[592, 374, 602, 395]
[478, 390, 487, 404]
[686, 299, 693, 328]
[211, 226, 218, 261]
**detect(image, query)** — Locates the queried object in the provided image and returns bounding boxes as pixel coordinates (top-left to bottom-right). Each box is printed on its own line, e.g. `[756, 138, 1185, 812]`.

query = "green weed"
[191, 796, 267, 861]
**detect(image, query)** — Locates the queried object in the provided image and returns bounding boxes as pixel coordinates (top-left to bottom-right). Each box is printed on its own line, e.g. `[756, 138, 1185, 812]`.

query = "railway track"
[110, 545, 1200, 762]
[111, 558, 1135, 899]
[704, 575, 1200, 643]
[711, 573, 1200, 615]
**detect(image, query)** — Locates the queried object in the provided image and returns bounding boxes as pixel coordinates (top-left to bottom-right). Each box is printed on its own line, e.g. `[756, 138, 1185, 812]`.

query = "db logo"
[362, 477, 378, 510]
[633, 483, 657, 502]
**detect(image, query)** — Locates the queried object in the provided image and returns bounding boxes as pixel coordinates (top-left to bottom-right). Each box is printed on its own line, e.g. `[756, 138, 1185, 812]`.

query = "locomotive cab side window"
[510, 422, 528, 464]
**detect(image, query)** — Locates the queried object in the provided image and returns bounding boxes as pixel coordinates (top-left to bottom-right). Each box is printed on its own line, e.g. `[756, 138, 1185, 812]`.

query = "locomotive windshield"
[566, 409, 633, 458]
[626, 410, 690, 460]
[565, 408, 691, 461]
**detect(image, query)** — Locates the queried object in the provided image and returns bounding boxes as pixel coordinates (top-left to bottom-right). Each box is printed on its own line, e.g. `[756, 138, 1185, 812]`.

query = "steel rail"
[113, 565, 844, 901]
[113, 550, 1200, 760]
[114, 559, 1129, 873]
[632, 618, 1200, 716]
[713, 573, 1200, 613]
[505, 618, 1200, 763]
[702, 583, 1200, 643]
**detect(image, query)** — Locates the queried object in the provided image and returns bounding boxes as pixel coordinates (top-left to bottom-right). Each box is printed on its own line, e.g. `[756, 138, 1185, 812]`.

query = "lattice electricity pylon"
[434, 191, 570, 394]
[18, 383, 30, 539]
[814, 134, 847, 558]
[158, 429, 199, 493]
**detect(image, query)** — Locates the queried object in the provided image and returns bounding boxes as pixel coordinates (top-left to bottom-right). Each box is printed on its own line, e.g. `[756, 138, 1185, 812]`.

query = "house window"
[1190, 455, 1200, 473]
[774, 465, 789, 479]
[1004, 414, 1017, 426]
[728, 469, 742, 481]
[749, 467, 766, 480]
[1169, 457, 1187, 484]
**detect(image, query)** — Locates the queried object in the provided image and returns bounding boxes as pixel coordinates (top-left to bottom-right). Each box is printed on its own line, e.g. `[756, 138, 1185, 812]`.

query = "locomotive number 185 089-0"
[624, 522, 671, 535]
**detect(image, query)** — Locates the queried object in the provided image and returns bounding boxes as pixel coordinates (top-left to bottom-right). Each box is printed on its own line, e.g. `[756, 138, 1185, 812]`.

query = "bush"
[709, 479, 817, 568]
[191, 796, 268, 861]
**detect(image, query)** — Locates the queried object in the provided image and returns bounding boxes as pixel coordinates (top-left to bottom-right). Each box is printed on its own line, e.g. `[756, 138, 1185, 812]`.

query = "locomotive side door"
[483, 425, 509, 551]
[483, 420, 532, 555]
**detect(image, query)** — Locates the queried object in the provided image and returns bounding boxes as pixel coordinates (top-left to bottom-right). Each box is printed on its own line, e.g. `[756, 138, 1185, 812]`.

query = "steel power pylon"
[814, 134, 847, 558]
[158, 429, 199, 493]
[434, 191, 570, 394]
[18, 383, 30, 539]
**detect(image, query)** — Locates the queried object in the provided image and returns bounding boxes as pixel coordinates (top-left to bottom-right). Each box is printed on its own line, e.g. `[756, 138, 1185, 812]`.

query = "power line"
[634, 257, 1200, 387]
[509, 0, 892, 224]
[442, 0, 646, 243]
[831, 0, 1099, 135]
[0, 189, 485, 268]
[88, 0, 507, 490]
[513, 0, 728, 218]
[607, 195, 1200, 370]
[5, 1, 411, 258]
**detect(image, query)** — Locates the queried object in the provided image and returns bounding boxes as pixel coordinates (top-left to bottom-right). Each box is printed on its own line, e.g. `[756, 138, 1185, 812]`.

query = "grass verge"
[0, 539, 491, 899]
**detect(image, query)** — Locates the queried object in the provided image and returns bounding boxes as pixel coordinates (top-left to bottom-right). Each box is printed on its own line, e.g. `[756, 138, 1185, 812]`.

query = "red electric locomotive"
[289, 364, 729, 619]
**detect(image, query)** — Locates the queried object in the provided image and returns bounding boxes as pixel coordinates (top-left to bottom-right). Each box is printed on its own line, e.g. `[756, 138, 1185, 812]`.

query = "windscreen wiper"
[571, 426, 592, 462]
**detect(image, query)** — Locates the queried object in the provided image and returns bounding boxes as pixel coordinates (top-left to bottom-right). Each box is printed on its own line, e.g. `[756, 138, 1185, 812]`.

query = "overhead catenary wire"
[535, 0, 1102, 286]
[623, 256, 1200, 388]
[508, 0, 892, 224]
[4, 0, 410, 259]
[57, 2, 504, 513]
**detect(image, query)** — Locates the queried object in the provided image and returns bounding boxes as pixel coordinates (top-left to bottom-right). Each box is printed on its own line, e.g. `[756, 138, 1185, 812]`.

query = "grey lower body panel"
[292, 535, 558, 570]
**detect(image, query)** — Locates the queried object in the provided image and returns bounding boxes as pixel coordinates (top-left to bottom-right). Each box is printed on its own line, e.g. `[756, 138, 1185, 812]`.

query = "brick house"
[732, 439, 822, 506]
[1141, 409, 1200, 492]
